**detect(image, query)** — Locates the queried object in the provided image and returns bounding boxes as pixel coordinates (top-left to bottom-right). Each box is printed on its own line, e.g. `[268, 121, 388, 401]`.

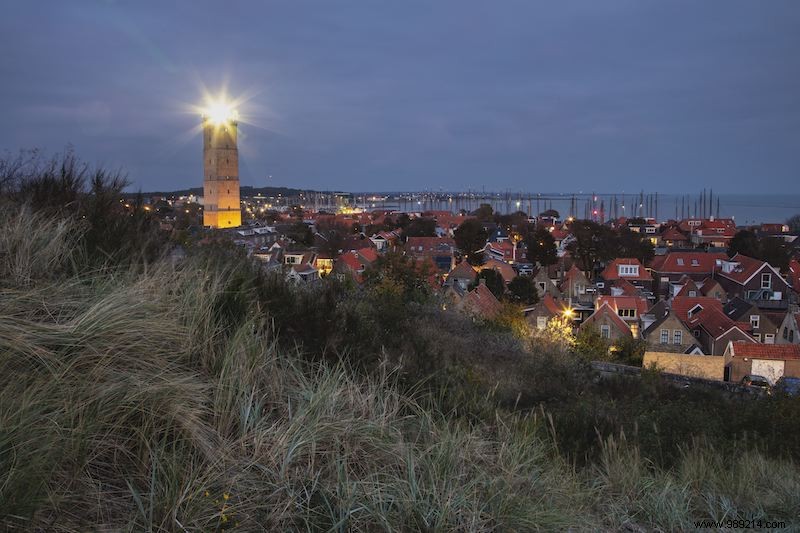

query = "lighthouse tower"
[202, 105, 241, 228]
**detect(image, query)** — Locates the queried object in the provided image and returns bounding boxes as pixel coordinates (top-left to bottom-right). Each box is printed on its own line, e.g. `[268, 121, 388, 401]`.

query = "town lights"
[563, 308, 575, 319]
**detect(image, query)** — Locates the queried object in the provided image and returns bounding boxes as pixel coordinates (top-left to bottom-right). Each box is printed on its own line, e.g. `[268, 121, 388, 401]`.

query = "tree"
[508, 276, 539, 305]
[759, 237, 790, 272]
[404, 217, 437, 238]
[524, 227, 558, 266]
[473, 203, 494, 222]
[454, 219, 488, 265]
[788, 214, 800, 233]
[471, 268, 505, 300]
[566, 220, 618, 276]
[572, 326, 610, 361]
[617, 227, 655, 265]
[728, 230, 759, 258]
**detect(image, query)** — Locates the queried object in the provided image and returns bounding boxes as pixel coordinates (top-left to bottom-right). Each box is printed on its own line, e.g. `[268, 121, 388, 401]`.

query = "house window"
[536, 317, 547, 330]
[691, 259, 699, 266]
[618, 265, 639, 277]
[600, 325, 610, 339]
[618, 309, 636, 318]
[784, 327, 788, 339]
[764, 334, 775, 344]
[754, 333, 761, 342]
[688, 290, 697, 297]
[761, 273, 772, 290]
[660, 329, 669, 344]
[790, 330, 795, 342]
[673, 330, 682, 345]
[750, 315, 760, 329]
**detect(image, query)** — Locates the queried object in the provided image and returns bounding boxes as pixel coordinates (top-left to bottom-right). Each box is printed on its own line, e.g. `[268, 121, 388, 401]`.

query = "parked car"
[740, 374, 771, 391]
[774, 376, 800, 396]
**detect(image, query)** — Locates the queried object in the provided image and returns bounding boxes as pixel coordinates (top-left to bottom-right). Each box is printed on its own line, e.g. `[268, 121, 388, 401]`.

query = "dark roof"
[724, 296, 756, 322]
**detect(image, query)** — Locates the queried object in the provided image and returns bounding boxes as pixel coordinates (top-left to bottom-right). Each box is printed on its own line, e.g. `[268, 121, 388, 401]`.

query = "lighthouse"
[202, 101, 241, 229]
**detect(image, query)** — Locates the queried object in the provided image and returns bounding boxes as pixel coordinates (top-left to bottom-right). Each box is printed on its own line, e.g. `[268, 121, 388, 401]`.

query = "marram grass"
[1, 204, 799, 531]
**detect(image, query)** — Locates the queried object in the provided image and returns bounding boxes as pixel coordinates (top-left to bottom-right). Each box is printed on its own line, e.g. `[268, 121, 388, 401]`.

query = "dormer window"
[688, 304, 703, 317]
[691, 259, 699, 266]
[677, 258, 685, 266]
[618, 265, 639, 277]
[688, 290, 697, 297]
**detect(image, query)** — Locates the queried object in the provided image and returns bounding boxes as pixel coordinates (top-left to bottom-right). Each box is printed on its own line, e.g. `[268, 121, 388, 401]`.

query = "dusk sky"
[2, 1, 799, 193]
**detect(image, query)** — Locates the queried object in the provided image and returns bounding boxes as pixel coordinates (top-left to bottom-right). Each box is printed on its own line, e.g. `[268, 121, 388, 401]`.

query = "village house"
[580, 303, 632, 341]
[599, 258, 653, 294]
[457, 280, 503, 319]
[724, 297, 779, 344]
[531, 267, 563, 300]
[643, 310, 698, 354]
[659, 227, 690, 248]
[724, 341, 800, 383]
[444, 260, 477, 291]
[595, 295, 650, 338]
[649, 251, 729, 294]
[286, 263, 319, 284]
[525, 293, 570, 331]
[560, 264, 592, 305]
[715, 254, 791, 306]
[405, 237, 457, 273]
[669, 296, 756, 355]
[777, 312, 800, 345]
[477, 258, 517, 285]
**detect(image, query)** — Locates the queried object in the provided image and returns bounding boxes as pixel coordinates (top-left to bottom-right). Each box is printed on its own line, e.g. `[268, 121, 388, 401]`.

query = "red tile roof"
[406, 237, 456, 254]
[461, 283, 503, 318]
[699, 277, 724, 297]
[601, 258, 652, 281]
[671, 296, 724, 323]
[661, 227, 688, 242]
[728, 342, 800, 360]
[787, 259, 800, 293]
[717, 254, 774, 285]
[541, 293, 565, 316]
[562, 264, 584, 284]
[358, 248, 380, 264]
[479, 258, 517, 284]
[596, 295, 649, 317]
[675, 279, 701, 299]
[447, 260, 477, 280]
[582, 303, 632, 336]
[687, 307, 744, 339]
[649, 252, 728, 274]
[610, 278, 640, 296]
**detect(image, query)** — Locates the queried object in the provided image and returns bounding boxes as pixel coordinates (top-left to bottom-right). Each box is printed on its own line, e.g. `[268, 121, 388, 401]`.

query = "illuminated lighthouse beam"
[203, 98, 239, 125]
